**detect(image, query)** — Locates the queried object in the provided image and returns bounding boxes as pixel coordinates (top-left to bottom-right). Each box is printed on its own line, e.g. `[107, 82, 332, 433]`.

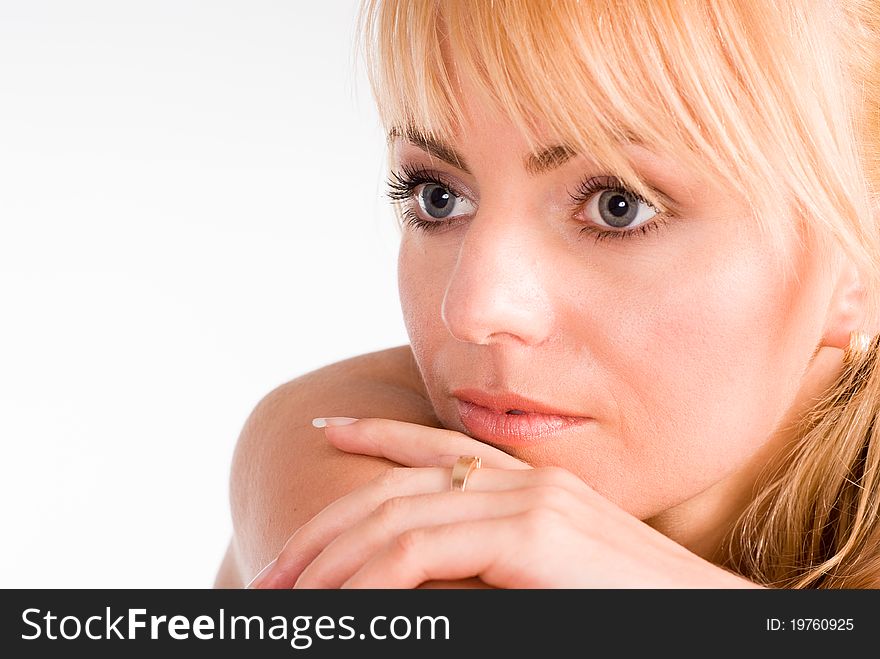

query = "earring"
[844, 330, 873, 364]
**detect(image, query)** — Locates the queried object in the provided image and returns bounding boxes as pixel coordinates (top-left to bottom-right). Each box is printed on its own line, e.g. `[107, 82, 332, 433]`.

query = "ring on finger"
[450, 455, 481, 492]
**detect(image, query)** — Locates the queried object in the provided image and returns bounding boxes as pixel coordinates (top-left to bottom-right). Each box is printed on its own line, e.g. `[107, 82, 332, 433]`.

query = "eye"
[416, 183, 475, 220]
[583, 187, 657, 229]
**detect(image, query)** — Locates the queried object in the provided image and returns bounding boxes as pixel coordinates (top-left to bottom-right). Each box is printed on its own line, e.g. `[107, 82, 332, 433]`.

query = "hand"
[248, 418, 760, 589]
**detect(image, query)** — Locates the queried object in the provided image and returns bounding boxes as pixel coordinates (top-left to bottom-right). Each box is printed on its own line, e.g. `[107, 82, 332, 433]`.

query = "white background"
[0, 0, 407, 587]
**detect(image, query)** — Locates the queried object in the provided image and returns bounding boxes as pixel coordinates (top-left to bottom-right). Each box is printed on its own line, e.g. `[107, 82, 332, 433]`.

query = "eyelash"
[570, 177, 669, 243]
[386, 164, 462, 233]
[385, 164, 670, 243]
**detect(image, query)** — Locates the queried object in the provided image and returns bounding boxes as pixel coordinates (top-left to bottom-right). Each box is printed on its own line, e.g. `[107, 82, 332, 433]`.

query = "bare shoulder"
[214, 345, 438, 588]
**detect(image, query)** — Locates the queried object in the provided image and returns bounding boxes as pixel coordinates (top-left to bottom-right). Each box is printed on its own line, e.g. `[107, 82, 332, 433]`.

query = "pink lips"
[453, 389, 592, 447]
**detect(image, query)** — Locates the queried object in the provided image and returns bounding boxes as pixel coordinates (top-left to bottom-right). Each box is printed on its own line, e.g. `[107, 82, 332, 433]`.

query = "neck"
[645, 345, 845, 564]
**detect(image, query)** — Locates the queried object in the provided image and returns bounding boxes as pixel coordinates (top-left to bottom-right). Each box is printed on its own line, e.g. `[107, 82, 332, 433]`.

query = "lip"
[452, 388, 586, 417]
[452, 388, 593, 447]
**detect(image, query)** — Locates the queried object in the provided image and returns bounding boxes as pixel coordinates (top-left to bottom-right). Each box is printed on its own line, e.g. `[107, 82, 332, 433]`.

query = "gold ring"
[450, 455, 481, 491]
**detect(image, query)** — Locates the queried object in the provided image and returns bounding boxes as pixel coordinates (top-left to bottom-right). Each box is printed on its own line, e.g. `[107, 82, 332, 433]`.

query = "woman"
[215, 0, 880, 588]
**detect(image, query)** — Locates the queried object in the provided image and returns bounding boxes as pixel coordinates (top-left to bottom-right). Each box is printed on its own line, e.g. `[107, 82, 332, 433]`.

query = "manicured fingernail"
[246, 558, 277, 589]
[312, 417, 359, 428]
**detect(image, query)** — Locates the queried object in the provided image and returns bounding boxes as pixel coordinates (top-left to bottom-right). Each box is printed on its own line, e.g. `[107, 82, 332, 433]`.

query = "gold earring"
[844, 330, 873, 364]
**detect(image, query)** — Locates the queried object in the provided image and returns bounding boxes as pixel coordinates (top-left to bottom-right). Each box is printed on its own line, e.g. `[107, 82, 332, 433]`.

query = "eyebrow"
[388, 126, 678, 212]
[389, 126, 577, 176]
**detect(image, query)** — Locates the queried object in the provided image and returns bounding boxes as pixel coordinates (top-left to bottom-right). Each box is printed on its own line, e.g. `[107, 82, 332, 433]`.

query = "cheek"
[397, 236, 449, 354]
[582, 230, 825, 509]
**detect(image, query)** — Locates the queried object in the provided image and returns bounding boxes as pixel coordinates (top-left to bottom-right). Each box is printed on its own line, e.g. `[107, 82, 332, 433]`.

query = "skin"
[217, 82, 870, 589]
[257, 418, 769, 588]
[391, 94, 865, 562]
[213, 347, 442, 588]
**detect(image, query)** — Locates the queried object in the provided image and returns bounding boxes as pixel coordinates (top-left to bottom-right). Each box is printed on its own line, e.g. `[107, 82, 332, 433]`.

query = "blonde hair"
[359, 0, 880, 587]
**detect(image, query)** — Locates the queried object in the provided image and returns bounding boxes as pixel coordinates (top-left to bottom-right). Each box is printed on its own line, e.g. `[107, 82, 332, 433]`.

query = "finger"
[250, 467, 445, 589]
[251, 465, 544, 589]
[315, 417, 531, 470]
[294, 488, 538, 589]
[341, 515, 541, 589]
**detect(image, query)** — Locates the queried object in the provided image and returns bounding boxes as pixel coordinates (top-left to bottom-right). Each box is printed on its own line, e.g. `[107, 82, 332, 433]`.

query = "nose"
[441, 210, 555, 347]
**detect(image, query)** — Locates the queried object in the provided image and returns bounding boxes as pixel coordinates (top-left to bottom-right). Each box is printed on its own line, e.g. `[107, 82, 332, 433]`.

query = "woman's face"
[394, 94, 838, 521]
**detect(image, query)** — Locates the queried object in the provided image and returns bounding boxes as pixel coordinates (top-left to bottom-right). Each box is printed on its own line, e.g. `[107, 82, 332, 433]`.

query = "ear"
[820, 256, 868, 350]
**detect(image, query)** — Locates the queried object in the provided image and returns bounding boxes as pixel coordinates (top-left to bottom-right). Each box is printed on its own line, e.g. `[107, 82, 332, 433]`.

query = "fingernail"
[312, 417, 359, 428]
[246, 558, 277, 589]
